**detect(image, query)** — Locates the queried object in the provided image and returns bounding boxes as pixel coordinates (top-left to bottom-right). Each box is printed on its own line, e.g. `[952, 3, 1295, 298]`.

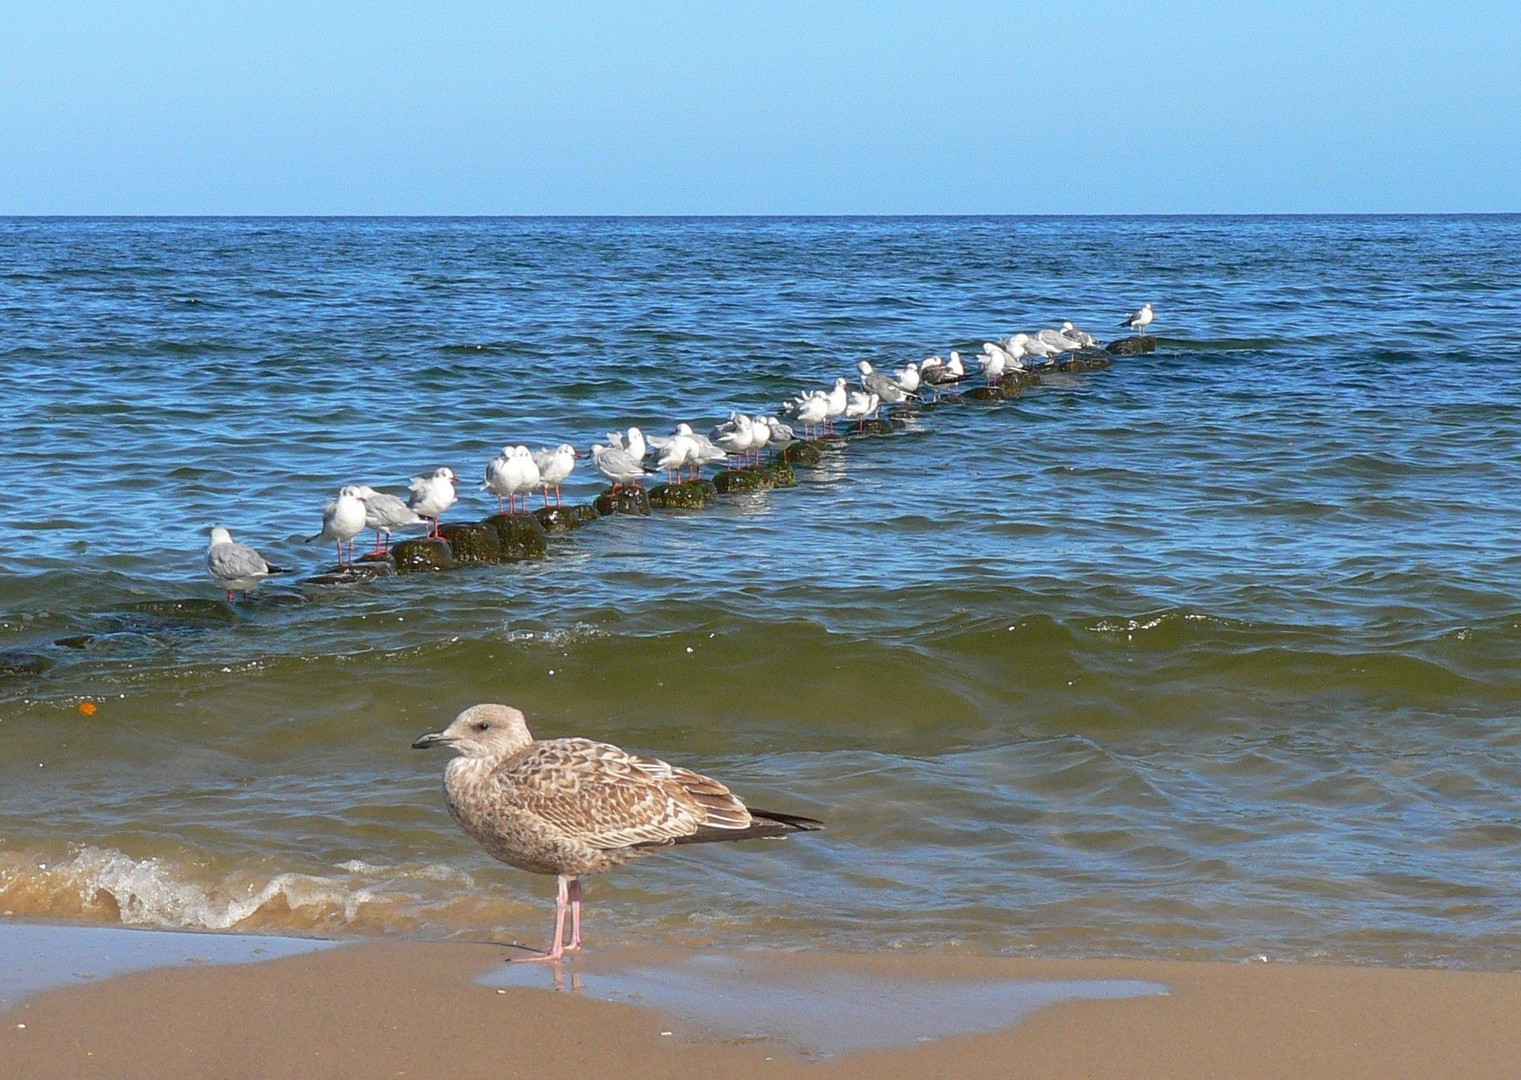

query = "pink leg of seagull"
[566, 877, 584, 953]
[514, 875, 571, 963]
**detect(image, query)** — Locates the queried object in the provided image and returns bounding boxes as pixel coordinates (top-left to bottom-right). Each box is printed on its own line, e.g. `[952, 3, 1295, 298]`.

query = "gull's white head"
[209, 526, 234, 546]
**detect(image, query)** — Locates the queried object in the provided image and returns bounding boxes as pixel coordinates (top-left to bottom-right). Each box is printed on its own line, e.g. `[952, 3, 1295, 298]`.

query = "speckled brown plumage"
[412, 702, 823, 961]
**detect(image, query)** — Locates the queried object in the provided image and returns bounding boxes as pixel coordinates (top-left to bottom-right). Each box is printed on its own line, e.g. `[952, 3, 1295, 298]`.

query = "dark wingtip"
[265, 565, 292, 576]
[752, 809, 826, 832]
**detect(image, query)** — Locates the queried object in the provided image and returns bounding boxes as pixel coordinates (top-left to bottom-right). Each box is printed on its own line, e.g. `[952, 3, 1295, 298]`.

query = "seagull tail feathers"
[670, 808, 825, 846]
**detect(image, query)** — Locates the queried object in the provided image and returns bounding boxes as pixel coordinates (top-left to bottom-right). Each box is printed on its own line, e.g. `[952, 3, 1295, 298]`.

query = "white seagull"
[206, 527, 288, 602]
[533, 444, 579, 507]
[484, 446, 541, 515]
[407, 467, 460, 538]
[1120, 302, 1154, 333]
[306, 485, 368, 566]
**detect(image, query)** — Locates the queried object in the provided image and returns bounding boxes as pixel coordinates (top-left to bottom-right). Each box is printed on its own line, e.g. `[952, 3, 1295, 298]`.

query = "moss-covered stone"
[759, 462, 797, 488]
[534, 504, 598, 532]
[593, 487, 652, 516]
[850, 417, 907, 435]
[964, 386, 1005, 402]
[1105, 335, 1155, 356]
[1072, 349, 1113, 370]
[437, 522, 503, 565]
[779, 441, 822, 467]
[482, 512, 549, 559]
[712, 468, 767, 493]
[649, 479, 718, 509]
[392, 538, 454, 573]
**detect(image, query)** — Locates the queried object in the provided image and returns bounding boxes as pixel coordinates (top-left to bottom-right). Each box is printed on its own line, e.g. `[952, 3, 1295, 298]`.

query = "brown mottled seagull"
[412, 703, 825, 962]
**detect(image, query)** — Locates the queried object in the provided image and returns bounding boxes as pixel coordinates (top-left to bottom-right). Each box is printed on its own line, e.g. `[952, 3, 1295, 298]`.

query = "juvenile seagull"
[1120, 302, 1155, 333]
[413, 703, 824, 962]
[206, 527, 289, 602]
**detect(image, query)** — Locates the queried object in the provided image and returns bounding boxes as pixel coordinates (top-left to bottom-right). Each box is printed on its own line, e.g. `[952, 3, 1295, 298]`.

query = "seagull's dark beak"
[411, 731, 453, 750]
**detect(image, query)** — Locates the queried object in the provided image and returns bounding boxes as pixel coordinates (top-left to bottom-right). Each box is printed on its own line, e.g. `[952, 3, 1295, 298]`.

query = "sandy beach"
[2, 927, 1518, 1080]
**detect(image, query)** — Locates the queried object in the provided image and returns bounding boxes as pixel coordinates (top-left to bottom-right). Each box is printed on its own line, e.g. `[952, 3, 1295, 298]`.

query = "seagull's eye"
[473, 721, 490, 732]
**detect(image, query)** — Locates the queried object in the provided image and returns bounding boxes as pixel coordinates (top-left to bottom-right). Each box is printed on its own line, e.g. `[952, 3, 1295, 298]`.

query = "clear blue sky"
[2, 2, 1517, 214]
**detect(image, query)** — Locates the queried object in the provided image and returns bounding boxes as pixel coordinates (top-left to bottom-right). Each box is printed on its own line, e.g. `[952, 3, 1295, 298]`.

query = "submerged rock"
[594, 487, 652, 516]
[439, 522, 504, 565]
[780, 442, 823, 467]
[649, 479, 718, 509]
[392, 538, 454, 573]
[304, 561, 397, 587]
[0, 651, 51, 678]
[848, 417, 906, 436]
[124, 598, 239, 625]
[482, 513, 549, 559]
[1105, 335, 1155, 356]
[535, 504, 598, 532]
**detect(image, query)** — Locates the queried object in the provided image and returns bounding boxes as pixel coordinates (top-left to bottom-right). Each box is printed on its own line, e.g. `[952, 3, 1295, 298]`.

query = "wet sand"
[2, 926, 1518, 1079]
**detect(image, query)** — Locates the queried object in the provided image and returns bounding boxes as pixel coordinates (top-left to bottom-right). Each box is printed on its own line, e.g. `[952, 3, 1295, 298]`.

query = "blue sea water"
[2, 215, 1520, 967]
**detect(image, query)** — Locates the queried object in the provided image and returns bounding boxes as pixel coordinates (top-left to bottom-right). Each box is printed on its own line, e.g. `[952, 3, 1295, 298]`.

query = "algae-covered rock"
[392, 538, 454, 573]
[1072, 349, 1113, 370]
[1105, 335, 1155, 356]
[849, 417, 906, 436]
[712, 468, 768, 493]
[534, 504, 598, 532]
[0, 651, 51, 678]
[439, 522, 503, 565]
[594, 487, 652, 516]
[965, 386, 1005, 402]
[648, 479, 718, 509]
[482, 512, 549, 559]
[759, 462, 797, 488]
[780, 441, 823, 467]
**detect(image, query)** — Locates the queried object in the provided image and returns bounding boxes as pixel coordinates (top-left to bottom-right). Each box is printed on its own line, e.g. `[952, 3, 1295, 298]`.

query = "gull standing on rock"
[710, 413, 758, 468]
[1062, 321, 1099, 348]
[590, 443, 650, 492]
[306, 485, 368, 566]
[652, 429, 698, 482]
[1120, 302, 1155, 333]
[412, 703, 825, 963]
[484, 446, 540, 515]
[845, 390, 880, 428]
[356, 486, 423, 555]
[533, 444, 578, 507]
[857, 361, 911, 405]
[606, 427, 647, 463]
[206, 527, 289, 602]
[407, 467, 459, 539]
